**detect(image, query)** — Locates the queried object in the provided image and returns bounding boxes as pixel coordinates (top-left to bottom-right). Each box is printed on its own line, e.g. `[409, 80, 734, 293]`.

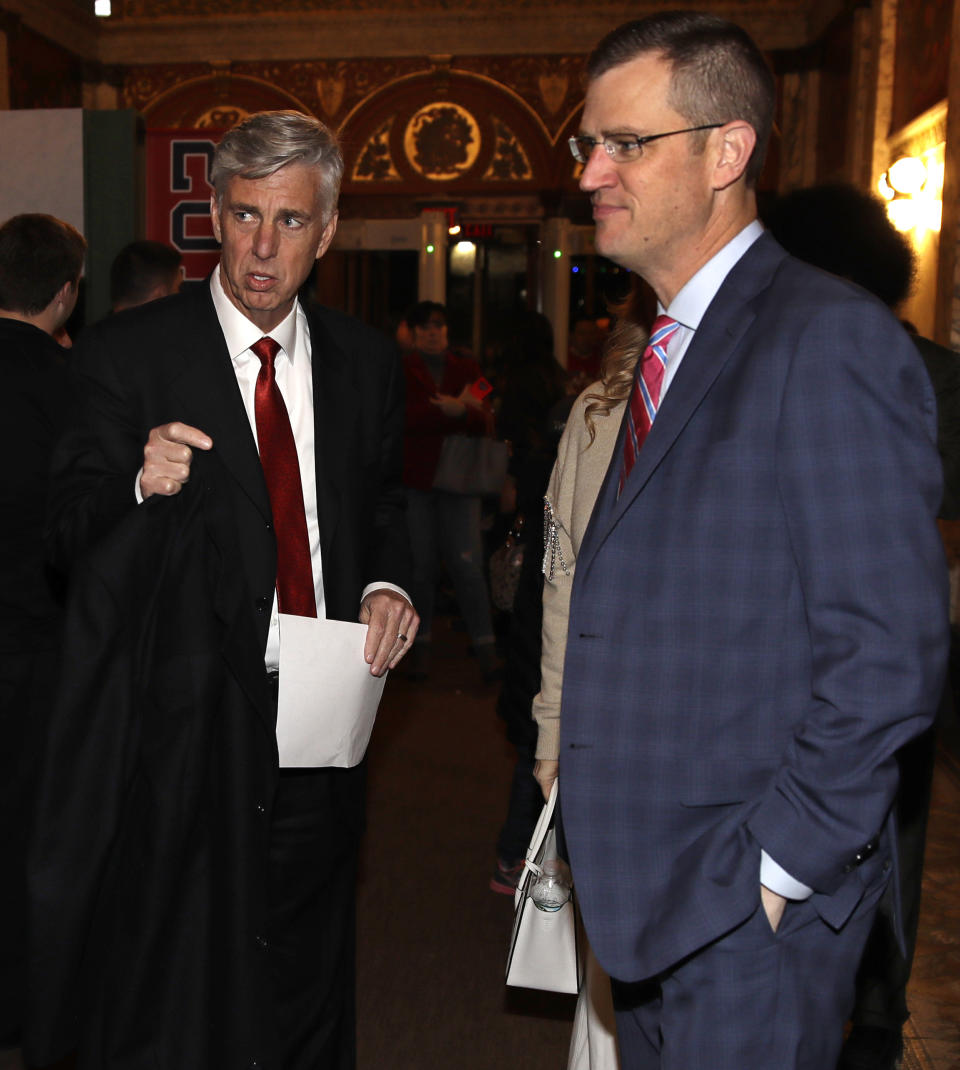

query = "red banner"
[145, 130, 222, 281]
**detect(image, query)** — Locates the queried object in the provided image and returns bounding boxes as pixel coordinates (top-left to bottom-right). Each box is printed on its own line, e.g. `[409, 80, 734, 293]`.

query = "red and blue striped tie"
[618, 315, 680, 497]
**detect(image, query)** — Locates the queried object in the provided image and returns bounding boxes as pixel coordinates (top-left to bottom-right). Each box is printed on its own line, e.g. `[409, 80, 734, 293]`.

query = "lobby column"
[540, 216, 571, 368]
[418, 210, 447, 303]
[82, 62, 120, 110]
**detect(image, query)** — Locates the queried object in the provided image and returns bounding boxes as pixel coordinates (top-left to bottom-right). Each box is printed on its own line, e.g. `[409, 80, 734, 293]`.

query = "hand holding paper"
[360, 588, 419, 675]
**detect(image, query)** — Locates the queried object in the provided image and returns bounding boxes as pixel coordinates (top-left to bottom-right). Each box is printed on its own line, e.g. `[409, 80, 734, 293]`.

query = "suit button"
[854, 840, 877, 865]
[255, 596, 270, 612]
[256, 803, 266, 814]
[265, 521, 272, 531]
[255, 935, 268, 950]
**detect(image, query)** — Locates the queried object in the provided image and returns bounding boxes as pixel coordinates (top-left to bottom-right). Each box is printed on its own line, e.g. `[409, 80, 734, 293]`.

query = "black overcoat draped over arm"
[29, 456, 279, 1068]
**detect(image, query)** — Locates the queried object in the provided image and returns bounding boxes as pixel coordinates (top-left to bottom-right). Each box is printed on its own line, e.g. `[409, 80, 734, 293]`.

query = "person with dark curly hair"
[0, 212, 85, 1059]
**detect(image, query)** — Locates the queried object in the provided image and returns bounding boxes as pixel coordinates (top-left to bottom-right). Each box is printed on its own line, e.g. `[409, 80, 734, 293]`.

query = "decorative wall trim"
[888, 98, 948, 161]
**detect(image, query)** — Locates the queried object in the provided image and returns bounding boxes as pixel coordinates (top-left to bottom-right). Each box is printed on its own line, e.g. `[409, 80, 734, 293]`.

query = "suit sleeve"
[746, 298, 949, 895]
[367, 336, 414, 591]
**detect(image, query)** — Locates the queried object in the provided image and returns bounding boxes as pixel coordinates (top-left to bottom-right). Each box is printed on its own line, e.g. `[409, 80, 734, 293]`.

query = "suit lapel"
[578, 233, 787, 572]
[168, 289, 271, 523]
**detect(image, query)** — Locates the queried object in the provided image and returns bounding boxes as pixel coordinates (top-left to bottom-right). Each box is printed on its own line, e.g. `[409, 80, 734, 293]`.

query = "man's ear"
[209, 193, 222, 243]
[49, 278, 78, 331]
[712, 121, 756, 190]
[54, 279, 74, 308]
[315, 210, 339, 261]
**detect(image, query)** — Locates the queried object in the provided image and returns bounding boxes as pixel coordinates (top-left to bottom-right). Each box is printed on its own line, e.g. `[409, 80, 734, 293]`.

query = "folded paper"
[276, 614, 386, 768]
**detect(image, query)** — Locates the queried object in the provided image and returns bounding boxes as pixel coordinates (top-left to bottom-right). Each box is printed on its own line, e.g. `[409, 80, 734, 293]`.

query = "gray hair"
[210, 110, 344, 221]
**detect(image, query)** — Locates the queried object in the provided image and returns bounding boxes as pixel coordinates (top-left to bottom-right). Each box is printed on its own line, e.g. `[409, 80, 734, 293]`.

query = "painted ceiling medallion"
[404, 101, 480, 181]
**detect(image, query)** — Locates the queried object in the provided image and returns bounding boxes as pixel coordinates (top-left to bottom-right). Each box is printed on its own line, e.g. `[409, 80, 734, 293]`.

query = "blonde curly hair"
[582, 284, 651, 442]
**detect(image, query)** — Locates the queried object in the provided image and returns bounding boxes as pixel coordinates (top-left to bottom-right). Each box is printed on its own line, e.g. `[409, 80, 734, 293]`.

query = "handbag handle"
[515, 780, 559, 901]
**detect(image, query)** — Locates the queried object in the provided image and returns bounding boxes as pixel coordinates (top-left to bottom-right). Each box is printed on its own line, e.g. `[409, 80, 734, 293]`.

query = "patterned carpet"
[903, 1019, 932, 1070]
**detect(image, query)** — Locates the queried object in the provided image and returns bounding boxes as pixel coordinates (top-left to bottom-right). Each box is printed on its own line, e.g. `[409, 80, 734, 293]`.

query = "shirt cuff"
[135, 468, 144, 504]
[760, 850, 814, 900]
[360, 581, 413, 608]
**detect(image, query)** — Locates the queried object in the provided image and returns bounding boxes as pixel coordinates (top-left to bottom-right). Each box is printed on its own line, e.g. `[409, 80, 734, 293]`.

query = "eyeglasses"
[568, 124, 726, 164]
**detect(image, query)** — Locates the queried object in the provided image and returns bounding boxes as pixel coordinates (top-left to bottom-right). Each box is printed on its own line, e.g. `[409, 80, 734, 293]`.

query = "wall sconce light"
[887, 156, 927, 196]
[877, 172, 895, 201]
[449, 241, 476, 276]
[878, 155, 941, 234]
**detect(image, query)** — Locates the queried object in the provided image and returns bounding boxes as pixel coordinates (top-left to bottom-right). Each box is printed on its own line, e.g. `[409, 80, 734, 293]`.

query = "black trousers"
[267, 763, 364, 1070]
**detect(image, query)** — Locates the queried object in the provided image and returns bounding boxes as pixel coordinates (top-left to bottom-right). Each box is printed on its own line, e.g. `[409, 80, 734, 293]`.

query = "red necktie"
[618, 315, 680, 497]
[251, 336, 317, 618]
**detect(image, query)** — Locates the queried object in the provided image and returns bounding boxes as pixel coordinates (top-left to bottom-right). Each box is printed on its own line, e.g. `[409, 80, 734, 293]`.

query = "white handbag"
[505, 780, 583, 994]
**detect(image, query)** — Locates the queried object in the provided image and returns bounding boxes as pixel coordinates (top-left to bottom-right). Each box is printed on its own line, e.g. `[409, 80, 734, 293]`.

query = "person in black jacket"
[0, 213, 85, 1057]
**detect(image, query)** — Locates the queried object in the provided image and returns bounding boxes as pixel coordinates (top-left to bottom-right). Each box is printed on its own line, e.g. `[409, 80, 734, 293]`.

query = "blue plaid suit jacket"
[559, 232, 949, 983]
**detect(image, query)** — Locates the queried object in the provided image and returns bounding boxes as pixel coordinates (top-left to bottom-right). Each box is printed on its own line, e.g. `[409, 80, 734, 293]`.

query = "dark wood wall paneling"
[815, 11, 853, 183]
[6, 19, 83, 109]
[891, 0, 951, 132]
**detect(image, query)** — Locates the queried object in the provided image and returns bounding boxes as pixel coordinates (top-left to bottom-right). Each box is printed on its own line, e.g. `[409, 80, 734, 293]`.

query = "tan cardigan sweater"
[532, 385, 625, 760]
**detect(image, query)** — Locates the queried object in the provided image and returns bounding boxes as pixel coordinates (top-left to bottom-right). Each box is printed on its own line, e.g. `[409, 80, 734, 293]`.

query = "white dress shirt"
[657, 218, 763, 399]
[210, 270, 324, 671]
[650, 220, 814, 903]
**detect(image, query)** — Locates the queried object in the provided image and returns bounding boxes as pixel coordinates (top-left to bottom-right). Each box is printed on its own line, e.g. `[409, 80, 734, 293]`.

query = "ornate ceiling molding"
[57, 5, 812, 66]
[1, 0, 850, 66]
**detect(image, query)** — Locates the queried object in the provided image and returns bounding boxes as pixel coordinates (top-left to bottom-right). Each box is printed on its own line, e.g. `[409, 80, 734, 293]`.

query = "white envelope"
[275, 613, 387, 768]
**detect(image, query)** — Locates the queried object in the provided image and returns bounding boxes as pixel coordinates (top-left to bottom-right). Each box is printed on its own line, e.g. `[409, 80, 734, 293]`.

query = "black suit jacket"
[0, 318, 71, 1045]
[0, 318, 70, 648]
[47, 285, 411, 630]
[29, 286, 411, 1066]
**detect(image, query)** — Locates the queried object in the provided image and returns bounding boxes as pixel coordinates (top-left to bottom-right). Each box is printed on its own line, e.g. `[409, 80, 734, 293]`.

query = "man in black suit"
[29, 112, 416, 1070]
[0, 213, 85, 1063]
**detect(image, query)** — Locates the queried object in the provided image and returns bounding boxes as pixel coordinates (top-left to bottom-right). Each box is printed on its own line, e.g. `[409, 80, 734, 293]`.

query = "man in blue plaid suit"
[558, 12, 948, 1068]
